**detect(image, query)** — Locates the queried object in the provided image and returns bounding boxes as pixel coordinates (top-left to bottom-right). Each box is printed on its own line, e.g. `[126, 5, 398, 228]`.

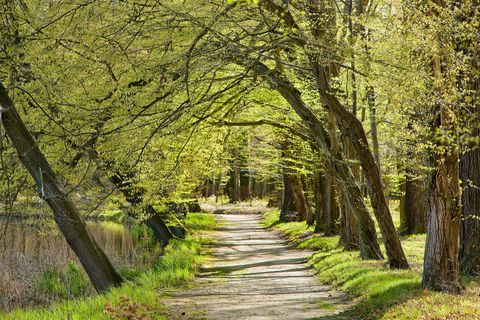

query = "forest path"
[163, 213, 353, 320]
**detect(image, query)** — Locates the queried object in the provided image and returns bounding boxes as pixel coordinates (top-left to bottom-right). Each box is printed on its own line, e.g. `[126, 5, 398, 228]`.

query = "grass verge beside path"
[3, 213, 217, 320]
[263, 210, 480, 320]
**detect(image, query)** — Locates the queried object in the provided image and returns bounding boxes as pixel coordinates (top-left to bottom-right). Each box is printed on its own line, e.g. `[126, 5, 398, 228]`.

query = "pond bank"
[0, 213, 216, 319]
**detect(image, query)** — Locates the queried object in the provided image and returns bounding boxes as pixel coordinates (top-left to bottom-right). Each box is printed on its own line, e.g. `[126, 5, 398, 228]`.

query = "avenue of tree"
[0, 0, 479, 295]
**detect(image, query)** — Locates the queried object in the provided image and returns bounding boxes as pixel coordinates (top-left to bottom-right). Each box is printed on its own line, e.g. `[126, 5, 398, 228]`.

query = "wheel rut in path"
[164, 214, 353, 320]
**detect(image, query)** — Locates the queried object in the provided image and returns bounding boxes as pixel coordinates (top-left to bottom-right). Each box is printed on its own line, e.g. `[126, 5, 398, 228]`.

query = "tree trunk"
[339, 192, 360, 250]
[295, 0, 408, 268]
[459, 121, 480, 275]
[423, 144, 461, 291]
[313, 171, 324, 232]
[322, 173, 339, 235]
[314, 170, 338, 234]
[215, 173, 222, 203]
[422, 29, 462, 291]
[0, 82, 122, 292]
[367, 86, 380, 168]
[251, 62, 382, 260]
[291, 174, 309, 221]
[403, 175, 427, 234]
[226, 163, 240, 204]
[144, 209, 175, 246]
[108, 171, 176, 244]
[459, 10, 480, 274]
[312, 64, 409, 269]
[280, 171, 296, 222]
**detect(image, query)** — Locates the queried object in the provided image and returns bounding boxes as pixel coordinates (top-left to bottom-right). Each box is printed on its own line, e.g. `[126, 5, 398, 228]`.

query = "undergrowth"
[263, 209, 480, 320]
[3, 212, 216, 320]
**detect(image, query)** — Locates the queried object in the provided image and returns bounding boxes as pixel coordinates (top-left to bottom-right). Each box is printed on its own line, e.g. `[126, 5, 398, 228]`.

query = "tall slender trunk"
[313, 170, 324, 232]
[0, 83, 122, 292]
[302, 0, 408, 269]
[323, 173, 339, 235]
[367, 86, 380, 167]
[312, 65, 408, 269]
[458, 3, 480, 274]
[228, 164, 240, 203]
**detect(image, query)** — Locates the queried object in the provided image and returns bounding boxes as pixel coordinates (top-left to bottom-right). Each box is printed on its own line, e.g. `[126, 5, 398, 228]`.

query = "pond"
[0, 218, 157, 310]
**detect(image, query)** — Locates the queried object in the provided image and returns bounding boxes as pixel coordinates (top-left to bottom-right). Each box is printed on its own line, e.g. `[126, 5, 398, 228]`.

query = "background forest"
[0, 0, 479, 319]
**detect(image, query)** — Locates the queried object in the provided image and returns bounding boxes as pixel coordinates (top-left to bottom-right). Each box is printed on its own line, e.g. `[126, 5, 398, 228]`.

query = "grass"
[263, 208, 480, 320]
[2, 212, 216, 320]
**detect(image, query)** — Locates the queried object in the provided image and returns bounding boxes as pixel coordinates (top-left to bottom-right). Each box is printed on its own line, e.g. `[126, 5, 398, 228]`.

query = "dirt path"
[164, 214, 352, 320]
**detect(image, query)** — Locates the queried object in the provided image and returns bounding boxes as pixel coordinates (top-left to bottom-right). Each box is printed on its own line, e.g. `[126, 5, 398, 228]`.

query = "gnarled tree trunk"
[423, 144, 461, 291]
[422, 50, 462, 291]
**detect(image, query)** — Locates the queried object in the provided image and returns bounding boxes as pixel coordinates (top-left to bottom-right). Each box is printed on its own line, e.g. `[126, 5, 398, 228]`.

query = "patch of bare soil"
[163, 214, 353, 320]
[201, 202, 267, 215]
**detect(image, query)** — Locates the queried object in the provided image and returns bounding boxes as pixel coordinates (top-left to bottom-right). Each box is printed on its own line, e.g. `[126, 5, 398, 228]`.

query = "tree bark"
[402, 175, 427, 234]
[109, 171, 176, 245]
[458, 4, 480, 274]
[0, 82, 122, 292]
[322, 173, 339, 235]
[268, 0, 408, 268]
[291, 174, 309, 221]
[422, 18, 462, 290]
[423, 142, 461, 291]
[460, 148, 480, 276]
[250, 62, 383, 260]
[311, 65, 408, 269]
[313, 170, 325, 232]
[339, 192, 360, 250]
[229, 165, 240, 203]
[367, 86, 380, 168]
[280, 170, 296, 222]
[144, 208, 175, 245]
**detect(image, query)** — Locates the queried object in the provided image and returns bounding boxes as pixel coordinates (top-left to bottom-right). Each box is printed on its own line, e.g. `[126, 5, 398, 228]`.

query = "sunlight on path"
[164, 214, 353, 320]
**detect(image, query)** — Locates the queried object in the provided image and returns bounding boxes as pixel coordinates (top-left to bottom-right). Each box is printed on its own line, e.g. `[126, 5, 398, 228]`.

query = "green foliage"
[34, 262, 89, 301]
[184, 212, 218, 231]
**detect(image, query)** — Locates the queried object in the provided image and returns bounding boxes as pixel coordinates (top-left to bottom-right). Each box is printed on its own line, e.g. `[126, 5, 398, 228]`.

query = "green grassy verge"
[263, 209, 480, 320]
[3, 213, 216, 320]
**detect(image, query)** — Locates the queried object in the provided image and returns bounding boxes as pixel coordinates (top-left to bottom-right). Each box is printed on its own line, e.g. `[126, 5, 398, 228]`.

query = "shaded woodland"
[0, 0, 479, 317]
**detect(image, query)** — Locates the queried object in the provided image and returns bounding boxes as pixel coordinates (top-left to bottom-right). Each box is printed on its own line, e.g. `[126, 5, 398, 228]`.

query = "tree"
[422, 0, 462, 292]
[0, 82, 123, 292]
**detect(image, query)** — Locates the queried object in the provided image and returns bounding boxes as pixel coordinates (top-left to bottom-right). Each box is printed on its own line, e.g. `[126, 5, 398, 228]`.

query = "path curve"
[164, 214, 352, 320]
